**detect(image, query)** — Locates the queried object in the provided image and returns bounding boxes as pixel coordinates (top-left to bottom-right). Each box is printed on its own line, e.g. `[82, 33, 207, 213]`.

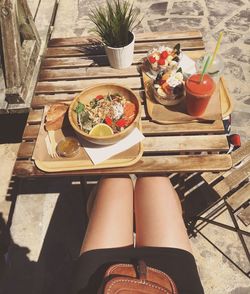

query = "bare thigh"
[80, 176, 134, 254]
[134, 176, 192, 253]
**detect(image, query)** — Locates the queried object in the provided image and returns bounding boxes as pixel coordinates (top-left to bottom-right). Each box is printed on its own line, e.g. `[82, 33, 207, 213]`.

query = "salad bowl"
[68, 84, 141, 145]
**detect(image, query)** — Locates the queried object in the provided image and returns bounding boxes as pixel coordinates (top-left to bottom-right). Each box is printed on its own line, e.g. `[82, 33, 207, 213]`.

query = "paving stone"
[244, 37, 250, 45]
[147, 2, 168, 16]
[191, 233, 250, 293]
[206, 0, 245, 28]
[225, 8, 250, 32]
[222, 47, 250, 64]
[170, 1, 204, 16]
[10, 194, 58, 262]
[0, 144, 20, 221]
[205, 0, 245, 16]
[214, 30, 243, 44]
[231, 111, 250, 127]
[243, 97, 250, 105]
[148, 17, 203, 32]
[77, 0, 92, 18]
[224, 61, 246, 81]
[234, 93, 250, 104]
[197, 210, 250, 273]
[230, 287, 250, 294]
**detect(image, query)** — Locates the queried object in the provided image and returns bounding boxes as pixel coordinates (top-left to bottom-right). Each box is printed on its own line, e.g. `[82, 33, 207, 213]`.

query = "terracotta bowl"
[68, 84, 141, 145]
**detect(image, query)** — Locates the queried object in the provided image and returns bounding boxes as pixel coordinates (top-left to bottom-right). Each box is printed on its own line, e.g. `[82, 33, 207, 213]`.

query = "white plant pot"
[104, 32, 135, 69]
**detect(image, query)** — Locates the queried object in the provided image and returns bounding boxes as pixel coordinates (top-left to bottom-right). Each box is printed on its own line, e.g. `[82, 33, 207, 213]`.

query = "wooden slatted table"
[13, 31, 232, 177]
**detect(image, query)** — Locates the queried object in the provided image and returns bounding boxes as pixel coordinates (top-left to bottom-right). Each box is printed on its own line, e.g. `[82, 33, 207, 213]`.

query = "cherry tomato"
[116, 119, 127, 128]
[105, 116, 112, 126]
[158, 58, 165, 65]
[148, 56, 156, 63]
[160, 51, 168, 59]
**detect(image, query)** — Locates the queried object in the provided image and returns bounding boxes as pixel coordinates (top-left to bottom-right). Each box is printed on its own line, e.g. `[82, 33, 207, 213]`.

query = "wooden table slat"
[213, 158, 250, 197]
[35, 77, 142, 94]
[18, 133, 229, 159]
[23, 125, 40, 139]
[202, 142, 250, 184]
[27, 108, 225, 134]
[143, 135, 229, 153]
[41, 51, 205, 69]
[27, 109, 44, 122]
[31, 90, 145, 108]
[17, 142, 35, 158]
[226, 182, 250, 211]
[38, 65, 140, 81]
[48, 31, 203, 47]
[237, 206, 250, 226]
[142, 120, 225, 135]
[134, 30, 203, 42]
[45, 39, 204, 57]
[14, 153, 232, 177]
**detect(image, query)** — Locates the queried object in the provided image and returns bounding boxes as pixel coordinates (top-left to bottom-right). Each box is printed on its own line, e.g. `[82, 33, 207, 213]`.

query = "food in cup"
[74, 93, 137, 136]
[152, 68, 185, 106]
[185, 73, 216, 116]
[56, 137, 80, 157]
[147, 43, 182, 75]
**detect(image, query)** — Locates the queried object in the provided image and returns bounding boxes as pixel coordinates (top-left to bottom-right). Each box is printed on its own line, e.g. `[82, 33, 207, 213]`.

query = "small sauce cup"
[56, 137, 80, 157]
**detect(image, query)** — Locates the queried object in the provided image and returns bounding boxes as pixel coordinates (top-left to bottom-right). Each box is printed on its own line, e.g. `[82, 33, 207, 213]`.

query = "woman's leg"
[80, 176, 134, 254]
[134, 176, 192, 253]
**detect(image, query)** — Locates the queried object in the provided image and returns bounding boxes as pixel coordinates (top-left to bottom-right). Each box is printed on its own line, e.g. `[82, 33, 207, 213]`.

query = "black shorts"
[71, 246, 204, 294]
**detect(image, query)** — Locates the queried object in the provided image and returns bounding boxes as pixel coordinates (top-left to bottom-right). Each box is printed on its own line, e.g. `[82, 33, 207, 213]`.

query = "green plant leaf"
[88, 0, 143, 47]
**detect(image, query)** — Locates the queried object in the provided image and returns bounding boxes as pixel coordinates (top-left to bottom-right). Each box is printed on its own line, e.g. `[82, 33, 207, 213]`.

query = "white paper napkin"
[179, 53, 196, 75]
[81, 127, 145, 165]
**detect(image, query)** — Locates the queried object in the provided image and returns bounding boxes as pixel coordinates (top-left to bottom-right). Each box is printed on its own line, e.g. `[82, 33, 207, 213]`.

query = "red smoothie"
[185, 74, 215, 117]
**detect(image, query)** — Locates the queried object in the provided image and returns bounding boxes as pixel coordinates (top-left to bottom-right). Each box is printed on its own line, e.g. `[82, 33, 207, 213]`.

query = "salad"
[74, 93, 136, 134]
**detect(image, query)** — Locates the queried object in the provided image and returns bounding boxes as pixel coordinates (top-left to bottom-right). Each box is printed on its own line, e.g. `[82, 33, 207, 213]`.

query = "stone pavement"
[0, 0, 249, 293]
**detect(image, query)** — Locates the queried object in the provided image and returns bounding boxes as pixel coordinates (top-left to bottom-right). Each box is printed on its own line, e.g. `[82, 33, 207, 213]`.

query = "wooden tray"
[32, 107, 144, 173]
[219, 76, 234, 118]
[143, 73, 233, 124]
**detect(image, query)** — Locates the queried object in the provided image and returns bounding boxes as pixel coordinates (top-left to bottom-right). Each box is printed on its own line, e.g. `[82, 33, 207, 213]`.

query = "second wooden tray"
[143, 73, 233, 124]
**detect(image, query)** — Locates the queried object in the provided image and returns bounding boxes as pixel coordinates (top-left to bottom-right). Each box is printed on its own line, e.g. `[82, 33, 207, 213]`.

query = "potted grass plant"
[88, 0, 142, 69]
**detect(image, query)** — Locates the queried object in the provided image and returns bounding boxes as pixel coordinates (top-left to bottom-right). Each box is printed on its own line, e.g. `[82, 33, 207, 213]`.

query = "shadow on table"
[78, 42, 110, 67]
[0, 177, 88, 294]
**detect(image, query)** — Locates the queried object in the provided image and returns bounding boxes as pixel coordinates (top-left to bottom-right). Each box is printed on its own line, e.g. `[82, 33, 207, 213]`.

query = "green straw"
[199, 56, 210, 83]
